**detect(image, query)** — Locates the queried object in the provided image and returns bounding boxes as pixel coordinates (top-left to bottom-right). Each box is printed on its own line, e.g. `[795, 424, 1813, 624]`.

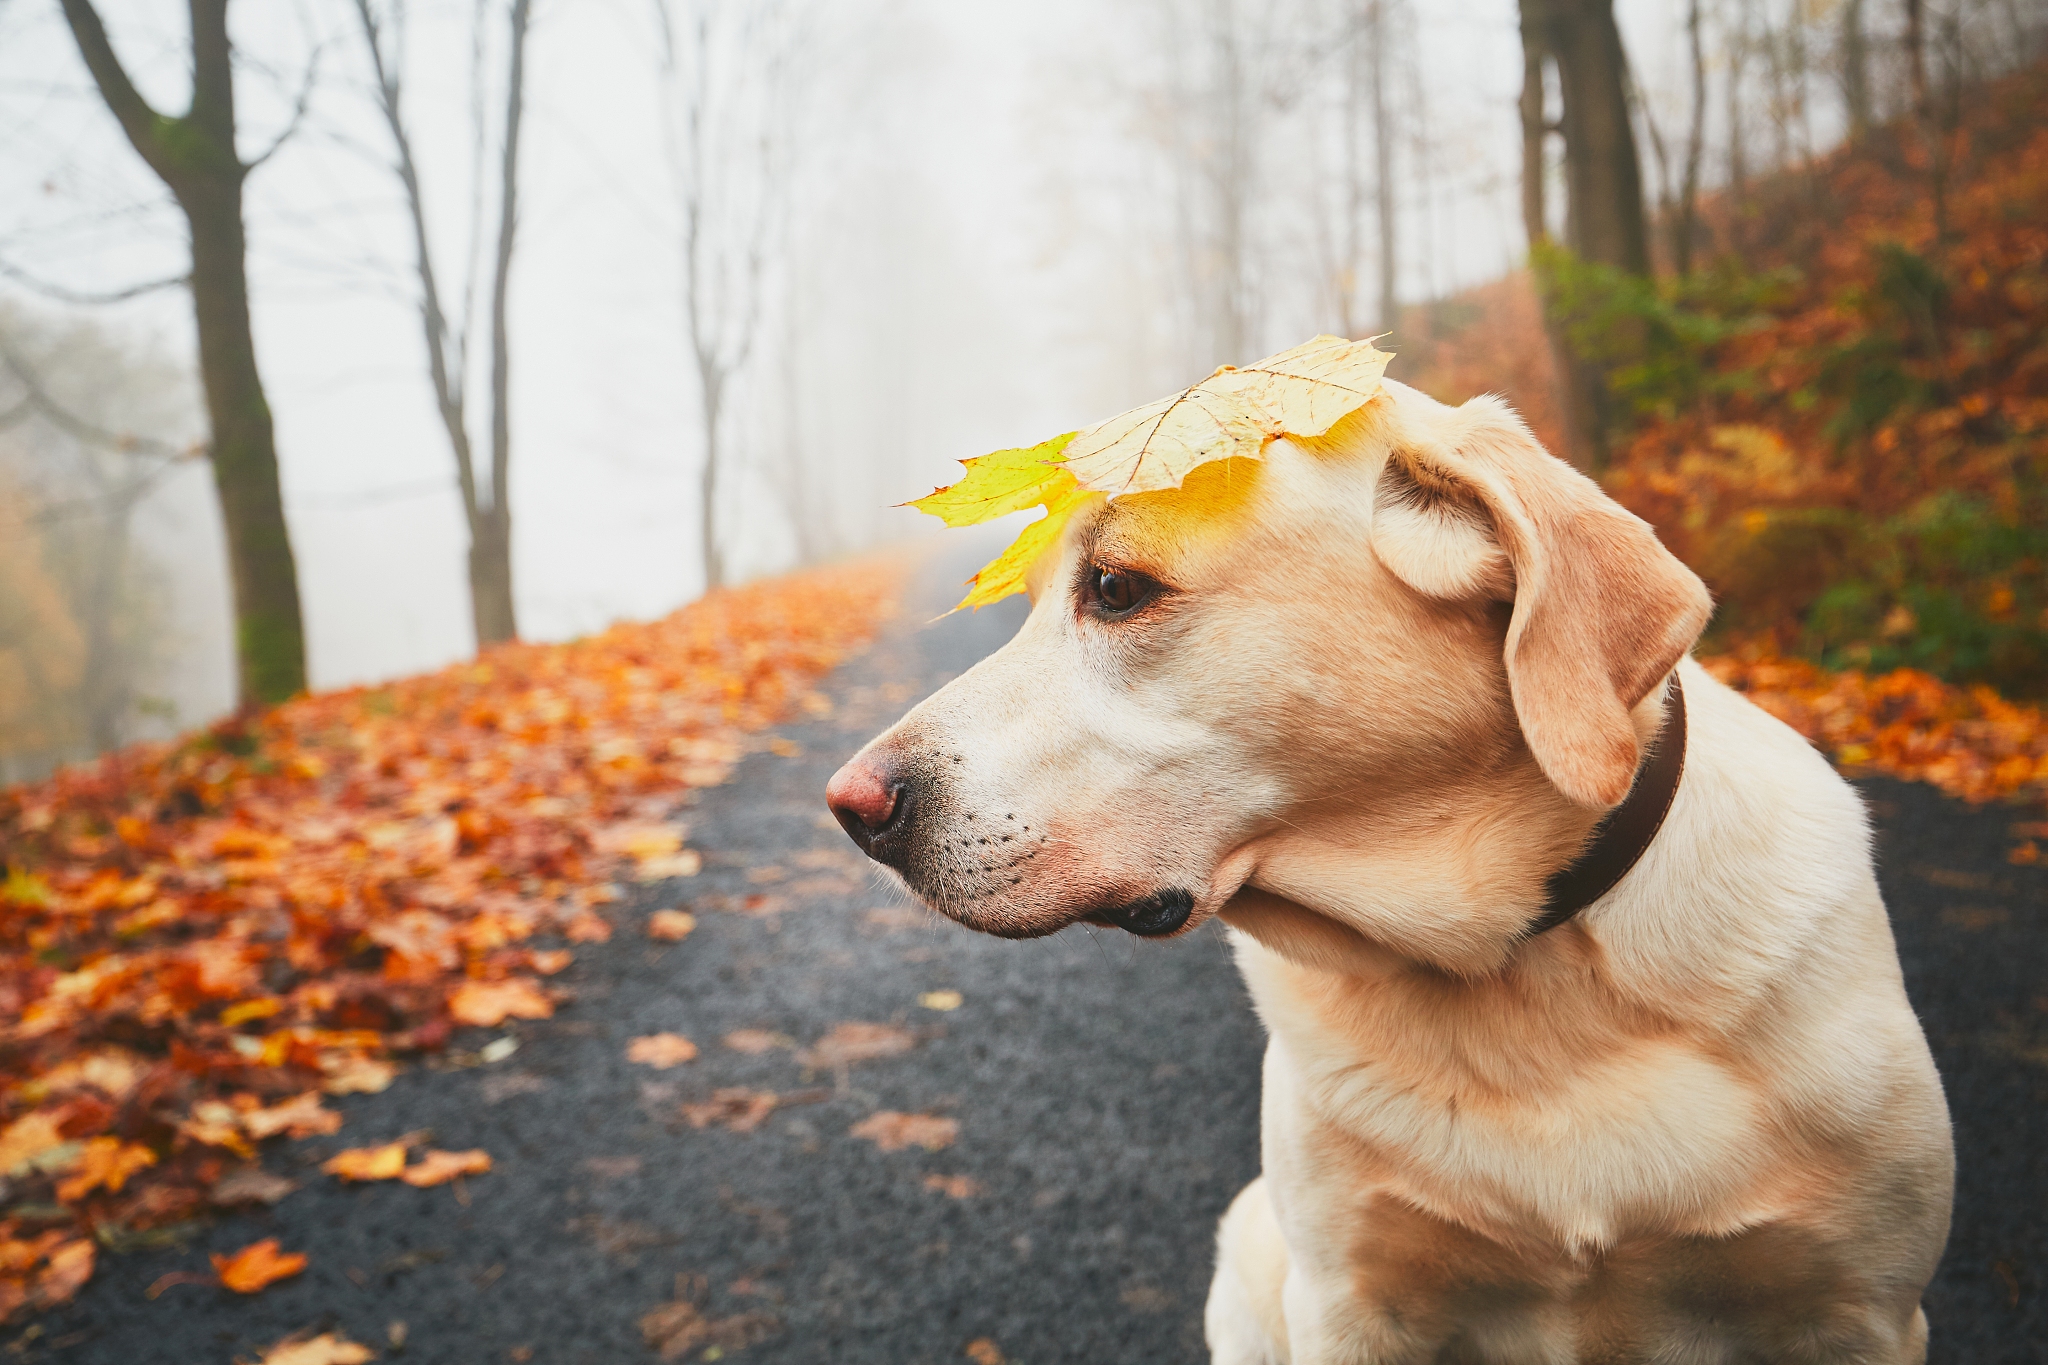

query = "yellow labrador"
[827, 380, 1952, 1364]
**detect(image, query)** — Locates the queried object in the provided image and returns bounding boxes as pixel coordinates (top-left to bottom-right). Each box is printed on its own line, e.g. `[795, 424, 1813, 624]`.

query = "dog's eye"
[1087, 565, 1155, 616]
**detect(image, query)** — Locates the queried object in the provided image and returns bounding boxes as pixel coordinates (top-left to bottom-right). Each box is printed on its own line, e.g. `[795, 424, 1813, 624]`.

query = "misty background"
[0, 0, 2028, 780]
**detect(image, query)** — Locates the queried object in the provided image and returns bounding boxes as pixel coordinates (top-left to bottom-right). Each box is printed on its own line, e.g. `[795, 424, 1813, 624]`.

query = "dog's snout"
[826, 756, 911, 865]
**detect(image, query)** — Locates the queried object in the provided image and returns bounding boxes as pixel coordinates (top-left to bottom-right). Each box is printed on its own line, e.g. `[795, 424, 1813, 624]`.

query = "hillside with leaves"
[0, 561, 899, 1324]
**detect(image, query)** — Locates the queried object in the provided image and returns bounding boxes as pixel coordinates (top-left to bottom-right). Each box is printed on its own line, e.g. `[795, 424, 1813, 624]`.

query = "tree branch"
[56, 0, 175, 178]
[0, 334, 202, 460]
[245, 37, 326, 172]
[0, 256, 190, 306]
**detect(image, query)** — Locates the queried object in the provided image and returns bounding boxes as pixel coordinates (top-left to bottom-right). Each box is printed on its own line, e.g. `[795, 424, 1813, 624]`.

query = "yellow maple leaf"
[255, 1332, 375, 1365]
[906, 432, 1076, 526]
[1060, 381, 1277, 496]
[911, 337, 1393, 605]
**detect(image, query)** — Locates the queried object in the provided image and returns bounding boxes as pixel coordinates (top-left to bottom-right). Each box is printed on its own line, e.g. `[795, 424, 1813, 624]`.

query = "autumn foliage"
[0, 558, 900, 1317]
[1407, 61, 2048, 700]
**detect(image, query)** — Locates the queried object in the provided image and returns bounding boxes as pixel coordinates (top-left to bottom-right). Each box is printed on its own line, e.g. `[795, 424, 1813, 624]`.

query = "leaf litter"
[0, 560, 900, 1317]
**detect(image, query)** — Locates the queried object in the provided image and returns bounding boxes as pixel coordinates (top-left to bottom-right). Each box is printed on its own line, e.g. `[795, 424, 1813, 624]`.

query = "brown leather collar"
[1524, 674, 1688, 937]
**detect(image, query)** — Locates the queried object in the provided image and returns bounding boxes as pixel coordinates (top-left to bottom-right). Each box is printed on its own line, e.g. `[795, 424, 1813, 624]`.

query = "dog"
[826, 379, 1952, 1363]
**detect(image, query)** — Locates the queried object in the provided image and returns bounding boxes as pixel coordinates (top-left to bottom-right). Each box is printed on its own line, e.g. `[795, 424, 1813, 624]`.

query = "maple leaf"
[53, 1137, 155, 1202]
[907, 432, 1078, 526]
[965, 1338, 1007, 1365]
[401, 1148, 491, 1187]
[212, 1238, 307, 1293]
[564, 911, 614, 943]
[254, 1333, 376, 1365]
[626, 1033, 699, 1069]
[323, 1142, 409, 1182]
[912, 337, 1392, 605]
[447, 978, 554, 1027]
[849, 1111, 957, 1152]
[646, 910, 697, 941]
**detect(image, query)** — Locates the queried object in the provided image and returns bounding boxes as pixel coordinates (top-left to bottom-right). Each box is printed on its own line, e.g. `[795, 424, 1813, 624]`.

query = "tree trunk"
[58, 0, 307, 707]
[474, 0, 531, 647]
[1672, 0, 1705, 276]
[1369, 0, 1398, 333]
[1518, 0, 1649, 471]
[699, 371, 724, 592]
[1840, 0, 1871, 137]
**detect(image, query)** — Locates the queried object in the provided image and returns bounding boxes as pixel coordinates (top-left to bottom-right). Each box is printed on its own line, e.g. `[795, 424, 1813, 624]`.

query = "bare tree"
[55, 0, 308, 705]
[653, 0, 794, 594]
[351, 0, 532, 647]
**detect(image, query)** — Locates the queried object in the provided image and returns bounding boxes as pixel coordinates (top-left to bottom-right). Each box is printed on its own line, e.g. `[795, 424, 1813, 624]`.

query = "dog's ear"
[1370, 394, 1712, 808]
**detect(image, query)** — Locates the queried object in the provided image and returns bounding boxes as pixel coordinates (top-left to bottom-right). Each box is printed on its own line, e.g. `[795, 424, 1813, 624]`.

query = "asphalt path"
[29, 547, 2048, 1365]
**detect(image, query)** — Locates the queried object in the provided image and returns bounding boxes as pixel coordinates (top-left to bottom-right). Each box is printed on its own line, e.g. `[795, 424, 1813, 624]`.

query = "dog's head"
[828, 381, 1710, 967]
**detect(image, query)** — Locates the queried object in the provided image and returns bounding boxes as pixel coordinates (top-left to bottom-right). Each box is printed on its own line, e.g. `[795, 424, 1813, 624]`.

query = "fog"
[0, 0, 1836, 773]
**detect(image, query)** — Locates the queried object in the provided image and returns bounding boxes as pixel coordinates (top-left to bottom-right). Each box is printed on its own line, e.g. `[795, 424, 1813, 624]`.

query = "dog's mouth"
[1082, 888, 1195, 938]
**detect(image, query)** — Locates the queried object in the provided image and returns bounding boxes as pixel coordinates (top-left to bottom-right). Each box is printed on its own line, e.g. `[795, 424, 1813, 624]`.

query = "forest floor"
[14, 543, 2048, 1365]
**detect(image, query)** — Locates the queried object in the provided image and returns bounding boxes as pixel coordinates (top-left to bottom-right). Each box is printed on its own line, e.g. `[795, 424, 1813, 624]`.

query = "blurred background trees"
[0, 0, 2043, 778]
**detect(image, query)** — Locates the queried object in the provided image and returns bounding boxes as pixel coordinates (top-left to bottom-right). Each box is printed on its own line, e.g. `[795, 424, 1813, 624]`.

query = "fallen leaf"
[526, 948, 574, 975]
[721, 1028, 792, 1055]
[918, 990, 963, 1012]
[798, 1022, 916, 1069]
[210, 1165, 298, 1206]
[639, 1296, 780, 1361]
[242, 1091, 343, 1140]
[33, 1239, 93, 1308]
[850, 1111, 958, 1152]
[0, 1112, 66, 1175]
[923, 1173, 982, 1199]
[401, 1148, 491, 1187]
[964, 1338, 1007, 1365]
[627, 1033, 699, 1069]
[635, 851, 703, 881]
[321, 1055, 398, 1096]
[646, 910, 697, 941]
[323, 1142, 409, 1182]
[679, 1089, 779, 1133]
[564, 911, 614, 943]
[254, 1332, 376, 1365]
[447, 978, 554, 1027]
[53, 1137, 155, 1202]
[212, 1238, 308, 1293]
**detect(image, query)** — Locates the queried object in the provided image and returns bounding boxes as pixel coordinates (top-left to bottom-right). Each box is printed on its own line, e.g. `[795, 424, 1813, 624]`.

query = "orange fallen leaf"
[54, 1137, 156, 1202]
[565, 910, 614, 943]
[322, 1142, 409, 1182]
[0, 1112, 66, 1175]
[212, 1238, 308, 1293]
[964, 1338, 1007, 1365]
[447, 978, 554, 1027]
[850, 1111, 958, 1152]
[254, 1332, 376, 1365]
[401, 1148, 492, 1187]
[241, 1091, 343, 1140]
[320, 1054, 397, 1096]
[721, 1028, 791, 1055]
[646, 910, 697, 941]
[798, 1021, 916, 1069]
[923, 1173, 982, 1199]
[527, 948, 574, 975]
[627, 1033, 699, 1069]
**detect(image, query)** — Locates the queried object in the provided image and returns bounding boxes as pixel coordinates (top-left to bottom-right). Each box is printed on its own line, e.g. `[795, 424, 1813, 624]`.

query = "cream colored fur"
[841, 380, 1953, 1363]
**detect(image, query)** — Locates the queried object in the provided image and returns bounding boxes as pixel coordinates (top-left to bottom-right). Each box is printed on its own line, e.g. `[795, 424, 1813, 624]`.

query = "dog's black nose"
[826, 755, 912, 868]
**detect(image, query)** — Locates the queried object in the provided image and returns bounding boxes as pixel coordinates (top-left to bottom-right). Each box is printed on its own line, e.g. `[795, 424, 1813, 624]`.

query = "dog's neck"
[1222, 677, 1679, 979]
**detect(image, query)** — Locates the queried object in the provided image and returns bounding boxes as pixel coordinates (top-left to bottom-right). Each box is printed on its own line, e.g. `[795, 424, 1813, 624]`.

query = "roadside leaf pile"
[0, 558, 901, 1318]
[912, 335, 1391, 608]
[1702, 648, 2048, 857]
